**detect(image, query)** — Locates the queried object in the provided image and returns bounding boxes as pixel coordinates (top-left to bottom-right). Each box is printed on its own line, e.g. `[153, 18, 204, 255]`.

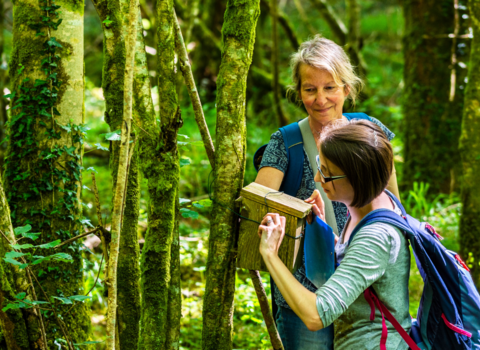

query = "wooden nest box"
[236, 182, 312, 273]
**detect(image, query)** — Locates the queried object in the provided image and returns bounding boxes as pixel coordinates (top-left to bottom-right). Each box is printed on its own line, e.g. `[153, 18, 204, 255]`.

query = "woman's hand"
[257, 213, 286, 259]
[305, 189, 326, 224]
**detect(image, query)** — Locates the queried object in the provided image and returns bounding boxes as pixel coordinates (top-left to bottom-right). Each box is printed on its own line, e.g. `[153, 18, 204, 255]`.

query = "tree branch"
[174, 10, 216, 169]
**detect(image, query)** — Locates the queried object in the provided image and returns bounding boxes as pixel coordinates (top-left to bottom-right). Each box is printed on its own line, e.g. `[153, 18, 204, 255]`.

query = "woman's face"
[299, 64, 348, 125]
[314, 150, 354, 206]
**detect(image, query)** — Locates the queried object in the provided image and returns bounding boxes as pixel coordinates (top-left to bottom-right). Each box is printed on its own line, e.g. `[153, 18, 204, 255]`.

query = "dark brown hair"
[320, 119, 393, 208]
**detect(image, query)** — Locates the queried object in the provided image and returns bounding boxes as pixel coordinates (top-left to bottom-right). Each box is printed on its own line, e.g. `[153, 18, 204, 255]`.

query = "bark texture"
[5, 0, 90, 345]
[138, 0, 182, 348]
[201, 1, 260, 349]
[91, 0, 142, 346]
[402, 0, 468, 193]
[459, 0, 480, 286]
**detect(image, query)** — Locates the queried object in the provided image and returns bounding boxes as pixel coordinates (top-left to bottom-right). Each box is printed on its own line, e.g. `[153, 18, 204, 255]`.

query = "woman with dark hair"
[255, 35, 399, 349]
[258, 120, 411, 350]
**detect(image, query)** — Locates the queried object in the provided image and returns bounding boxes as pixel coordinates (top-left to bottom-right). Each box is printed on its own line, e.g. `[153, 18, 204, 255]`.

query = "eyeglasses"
[315, 155, 347, 183]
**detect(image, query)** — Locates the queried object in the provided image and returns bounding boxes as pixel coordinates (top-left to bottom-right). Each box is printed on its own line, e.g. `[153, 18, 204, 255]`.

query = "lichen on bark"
[201, 1, 260, 349]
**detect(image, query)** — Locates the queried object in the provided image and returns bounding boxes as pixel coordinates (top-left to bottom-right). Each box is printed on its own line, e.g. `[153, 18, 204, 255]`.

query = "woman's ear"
[344, 85, 351, 97]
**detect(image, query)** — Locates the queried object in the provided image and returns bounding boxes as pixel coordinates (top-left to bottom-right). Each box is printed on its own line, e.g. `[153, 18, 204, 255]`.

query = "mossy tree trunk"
[4, 0, 91, 346]
[402, 0, 469, 194]
[138, 0, 181, 348]
[91, 0, 142, 346]
[459, 0, 480, 286]
[201, 1, 260, 349]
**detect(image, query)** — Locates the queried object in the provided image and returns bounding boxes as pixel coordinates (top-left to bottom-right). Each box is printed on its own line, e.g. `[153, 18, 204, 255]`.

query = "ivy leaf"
[103, 130, 121, 141]
[198, 199, 213, 207]
[180, 157, 191, 167]
[2, 303, 21, 312]
[68, 295, 91, 303]
[53, 296, 72, 304]
[180, 208, 199, 219]
[95, 143, 109, 151]
[22, 232, 41, 241]
[37, 240, 61, 249]
[47, 37, 63, 48]
[179, 198, 191, 205]
[5, 251, 27, 259]
[192, 202, 204, 209]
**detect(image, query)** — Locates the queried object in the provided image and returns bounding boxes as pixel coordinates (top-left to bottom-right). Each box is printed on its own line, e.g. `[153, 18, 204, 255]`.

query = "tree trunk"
[138, 0, 182, 348]
[201, 1, 260, 349]
[346, 0, 366, 78]
[459, 0, 480, 286]
[402, 0, 468, 194]
[91, 0, 142, 346]
[5, 0, 90, 346]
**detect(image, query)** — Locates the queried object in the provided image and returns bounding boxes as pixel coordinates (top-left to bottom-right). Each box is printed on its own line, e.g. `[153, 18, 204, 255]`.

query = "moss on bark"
[91, 0, 142, 346]
[459, 0, 480, 287]
[201, 1, 260, 349]
[402, 0, 469, 194]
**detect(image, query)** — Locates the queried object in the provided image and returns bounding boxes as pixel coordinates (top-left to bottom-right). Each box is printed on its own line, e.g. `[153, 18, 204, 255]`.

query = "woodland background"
[0, 0, 479, 349]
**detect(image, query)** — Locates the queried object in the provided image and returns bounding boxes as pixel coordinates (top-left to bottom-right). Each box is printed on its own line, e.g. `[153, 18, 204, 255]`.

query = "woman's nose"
[314, 90, 327, 105]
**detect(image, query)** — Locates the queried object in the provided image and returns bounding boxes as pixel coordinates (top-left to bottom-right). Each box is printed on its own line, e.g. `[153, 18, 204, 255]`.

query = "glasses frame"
[315, 155, 347, 183]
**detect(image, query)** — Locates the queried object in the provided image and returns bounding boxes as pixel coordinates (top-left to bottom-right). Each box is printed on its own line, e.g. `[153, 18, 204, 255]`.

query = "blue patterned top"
[258, 116, 395, 309]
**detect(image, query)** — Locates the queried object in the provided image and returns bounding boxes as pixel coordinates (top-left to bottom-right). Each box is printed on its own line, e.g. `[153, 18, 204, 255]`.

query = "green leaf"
[14, 225, 32, 236]
[103, 130, 121, 141]
[180, 157, 191, 167]
[86, 167, 97, 173]
[192, 202, 204, 209]
[47, 37, 62, 48]
[179, 198, 191, 205]
[179, 208, 199, 219]
[3, 257, 28, 269]
[53, 296, 72, 304]
[102, 15, 113, 26]
[15, 292, 26, 300]
[5, 251, 27, 259]
[10, 243, 34, 250]
[68, 295, 91, 303]
[80, 218, 95, 228]
[178, 134, 190, 139]
[198, 199, 213, 207]
[82, 185, 91, 191]
[22, 232, 41, 241]
[37, 240, 61, 249]
[95, 143, 109, 151]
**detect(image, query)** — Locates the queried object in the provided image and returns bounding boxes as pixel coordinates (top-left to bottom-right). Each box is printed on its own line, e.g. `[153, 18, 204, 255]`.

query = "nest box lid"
[240, 182, 312, 218]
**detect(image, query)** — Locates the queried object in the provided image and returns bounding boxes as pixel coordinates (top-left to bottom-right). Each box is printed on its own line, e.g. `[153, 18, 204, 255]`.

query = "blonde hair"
[288, 35, 364, 106]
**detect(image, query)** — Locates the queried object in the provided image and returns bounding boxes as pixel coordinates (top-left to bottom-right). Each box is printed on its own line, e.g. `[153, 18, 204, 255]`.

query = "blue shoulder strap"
[279, 122, 304, 197]
[347, 190, 410, 246]
[343, 112, 371, 121]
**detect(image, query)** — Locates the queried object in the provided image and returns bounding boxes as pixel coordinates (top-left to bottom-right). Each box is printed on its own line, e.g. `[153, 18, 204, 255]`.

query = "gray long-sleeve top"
[316, 218, 411, 350]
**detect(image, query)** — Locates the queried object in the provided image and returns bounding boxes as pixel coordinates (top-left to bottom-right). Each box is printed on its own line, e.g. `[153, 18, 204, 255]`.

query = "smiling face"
[314, 150, 354, 206]
[299, 64, 348, 126]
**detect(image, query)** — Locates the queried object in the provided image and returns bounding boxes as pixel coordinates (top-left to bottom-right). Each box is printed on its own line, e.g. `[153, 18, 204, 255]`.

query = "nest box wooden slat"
[236, 182, 312, 272]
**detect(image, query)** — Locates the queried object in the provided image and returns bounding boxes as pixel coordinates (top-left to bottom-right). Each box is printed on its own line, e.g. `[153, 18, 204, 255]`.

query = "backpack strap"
[343, 112, 372, 121]
[278, 122, 304, 197]
[364, 287, 421, 350]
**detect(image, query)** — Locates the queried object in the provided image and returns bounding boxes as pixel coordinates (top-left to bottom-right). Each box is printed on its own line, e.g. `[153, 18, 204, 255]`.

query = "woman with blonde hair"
[255, 35, 400, 349]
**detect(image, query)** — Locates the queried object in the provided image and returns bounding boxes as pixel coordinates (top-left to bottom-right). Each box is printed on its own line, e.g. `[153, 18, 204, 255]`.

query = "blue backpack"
[347, 190, 480, 350]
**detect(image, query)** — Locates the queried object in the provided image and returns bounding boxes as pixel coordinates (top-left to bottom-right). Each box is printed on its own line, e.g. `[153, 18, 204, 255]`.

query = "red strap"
[364, 288, 421, 350]
[441, 313, 472, 338]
